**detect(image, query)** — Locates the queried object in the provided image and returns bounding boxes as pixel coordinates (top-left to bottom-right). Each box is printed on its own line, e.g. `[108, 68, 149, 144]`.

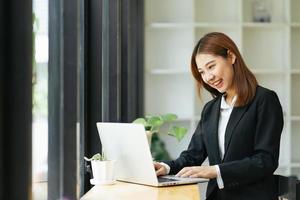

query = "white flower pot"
[91, 160, 116, 185]
[146, 131, 154, 147]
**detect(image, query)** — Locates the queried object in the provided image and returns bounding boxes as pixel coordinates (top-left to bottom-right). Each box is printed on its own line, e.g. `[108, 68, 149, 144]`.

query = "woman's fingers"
[175, 167, 189, 177]
[153, 162, 161, 170]
[176, 166, 217, 179]
[153, 162, 166, 176]
[155, 167, 165, 176]
[179, 170, 194, 178]
[176, 166, 200, 178]
[189, 173, 201, 178]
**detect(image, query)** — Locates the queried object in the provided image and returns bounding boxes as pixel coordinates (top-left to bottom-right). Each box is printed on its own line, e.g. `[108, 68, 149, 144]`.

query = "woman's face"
[195, 53, 236, 95]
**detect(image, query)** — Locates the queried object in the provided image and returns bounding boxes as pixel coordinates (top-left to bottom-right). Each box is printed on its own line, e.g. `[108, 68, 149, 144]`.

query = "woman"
[154, 32, 284, 200]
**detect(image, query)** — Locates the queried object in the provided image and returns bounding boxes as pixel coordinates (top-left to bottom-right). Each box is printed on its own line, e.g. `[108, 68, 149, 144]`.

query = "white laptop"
[96, 122, 208, 187]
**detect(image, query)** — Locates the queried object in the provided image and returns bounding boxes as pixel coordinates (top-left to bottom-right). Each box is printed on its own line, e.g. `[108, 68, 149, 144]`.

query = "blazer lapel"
[223, 105, 249, 160]
[205, 96, 222, 164]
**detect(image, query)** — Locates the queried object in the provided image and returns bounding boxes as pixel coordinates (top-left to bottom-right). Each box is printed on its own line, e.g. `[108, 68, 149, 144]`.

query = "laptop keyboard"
[157, 177, 178, 183]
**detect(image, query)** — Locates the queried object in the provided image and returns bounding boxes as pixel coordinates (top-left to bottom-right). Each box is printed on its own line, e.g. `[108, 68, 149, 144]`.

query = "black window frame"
[0, 0, 33, 199]
[48, 0, 81, 198]
[49, 0, 145, 198]
[80, 0, 144, 195]
[1, 0, 144, 199]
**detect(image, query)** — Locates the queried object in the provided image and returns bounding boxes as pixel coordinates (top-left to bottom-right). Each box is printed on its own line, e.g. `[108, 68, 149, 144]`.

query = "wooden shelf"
[290, 163, 300, 168]
[251, 68, 285, 74]
[291, 116, 300, 121]
[176, 117, 193, 122]
[148, 68, 287, 75]
[146, 22, 238, 29]
[242, 22, 287, 29]
[291, 69, 300, 74]
[291, 23, 300, 28]
[145, 0, 298, 175]
[147, 68, 189, 75]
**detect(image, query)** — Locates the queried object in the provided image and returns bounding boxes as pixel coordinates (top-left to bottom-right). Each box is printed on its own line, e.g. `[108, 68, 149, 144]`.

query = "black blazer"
[164, 86, 284, 200]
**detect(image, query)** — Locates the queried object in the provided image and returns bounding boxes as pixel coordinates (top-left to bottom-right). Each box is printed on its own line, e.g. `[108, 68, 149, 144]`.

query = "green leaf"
[132, 118, 147, 126]
[168, 126, 188, 142]
[92, 153, 102, 160]
[161, 113, 177, 122]
[147, 116, 163, 131]
[85, 153, 106, 161]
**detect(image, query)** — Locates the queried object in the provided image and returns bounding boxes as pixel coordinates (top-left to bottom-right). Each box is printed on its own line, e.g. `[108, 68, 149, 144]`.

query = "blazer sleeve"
[219, 90, 284, 189]
[162, 107, 208, 174]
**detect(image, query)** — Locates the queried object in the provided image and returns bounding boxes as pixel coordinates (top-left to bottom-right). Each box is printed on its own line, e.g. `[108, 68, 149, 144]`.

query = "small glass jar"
[252, 0, 271, 22]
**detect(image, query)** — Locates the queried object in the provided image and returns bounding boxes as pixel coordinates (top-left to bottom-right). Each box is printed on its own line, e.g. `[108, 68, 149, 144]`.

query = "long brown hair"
[191, 32, 257, 106]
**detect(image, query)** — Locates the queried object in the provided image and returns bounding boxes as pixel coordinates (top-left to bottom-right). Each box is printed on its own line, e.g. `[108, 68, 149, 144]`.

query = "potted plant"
[132, 113, 188, 146]
[84, 152, 116, 185]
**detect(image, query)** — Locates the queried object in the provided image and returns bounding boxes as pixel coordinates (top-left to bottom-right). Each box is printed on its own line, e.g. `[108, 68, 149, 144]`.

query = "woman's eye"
[208, 65, 215, 69]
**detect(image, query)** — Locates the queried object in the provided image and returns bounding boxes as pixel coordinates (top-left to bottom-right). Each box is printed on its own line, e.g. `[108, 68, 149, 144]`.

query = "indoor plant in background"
[133, 113, 188, 160]
[84, 152, 116, 185]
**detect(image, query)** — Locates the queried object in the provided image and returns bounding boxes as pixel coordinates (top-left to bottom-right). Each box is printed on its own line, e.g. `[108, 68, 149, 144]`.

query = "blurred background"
[9, 0, 299, 199]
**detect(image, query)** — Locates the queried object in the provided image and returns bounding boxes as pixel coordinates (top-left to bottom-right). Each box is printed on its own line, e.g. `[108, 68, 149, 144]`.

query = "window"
[32, 0, 48, 199]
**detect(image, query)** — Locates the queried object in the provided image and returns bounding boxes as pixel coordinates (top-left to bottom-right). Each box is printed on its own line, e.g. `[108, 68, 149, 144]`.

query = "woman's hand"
[154, 162, 167, 176]
[176, 166, 217, 179]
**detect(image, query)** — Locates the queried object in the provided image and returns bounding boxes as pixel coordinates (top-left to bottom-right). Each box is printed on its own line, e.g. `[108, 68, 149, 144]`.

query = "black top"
[164, 86, 284, 200]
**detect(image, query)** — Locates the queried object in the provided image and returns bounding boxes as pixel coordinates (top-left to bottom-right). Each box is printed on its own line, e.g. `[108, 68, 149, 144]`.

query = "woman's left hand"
[175, 166, 217, 179]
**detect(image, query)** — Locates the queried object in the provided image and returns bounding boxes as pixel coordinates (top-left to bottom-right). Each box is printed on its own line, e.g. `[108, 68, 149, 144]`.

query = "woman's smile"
[211, 79, 223, 89]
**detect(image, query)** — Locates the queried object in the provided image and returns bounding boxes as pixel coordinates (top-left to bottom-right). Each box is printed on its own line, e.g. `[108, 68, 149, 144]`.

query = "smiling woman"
[155, 32, 284, 200]
[191, 32, 257, 107]
[195, 53, 236, 102]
